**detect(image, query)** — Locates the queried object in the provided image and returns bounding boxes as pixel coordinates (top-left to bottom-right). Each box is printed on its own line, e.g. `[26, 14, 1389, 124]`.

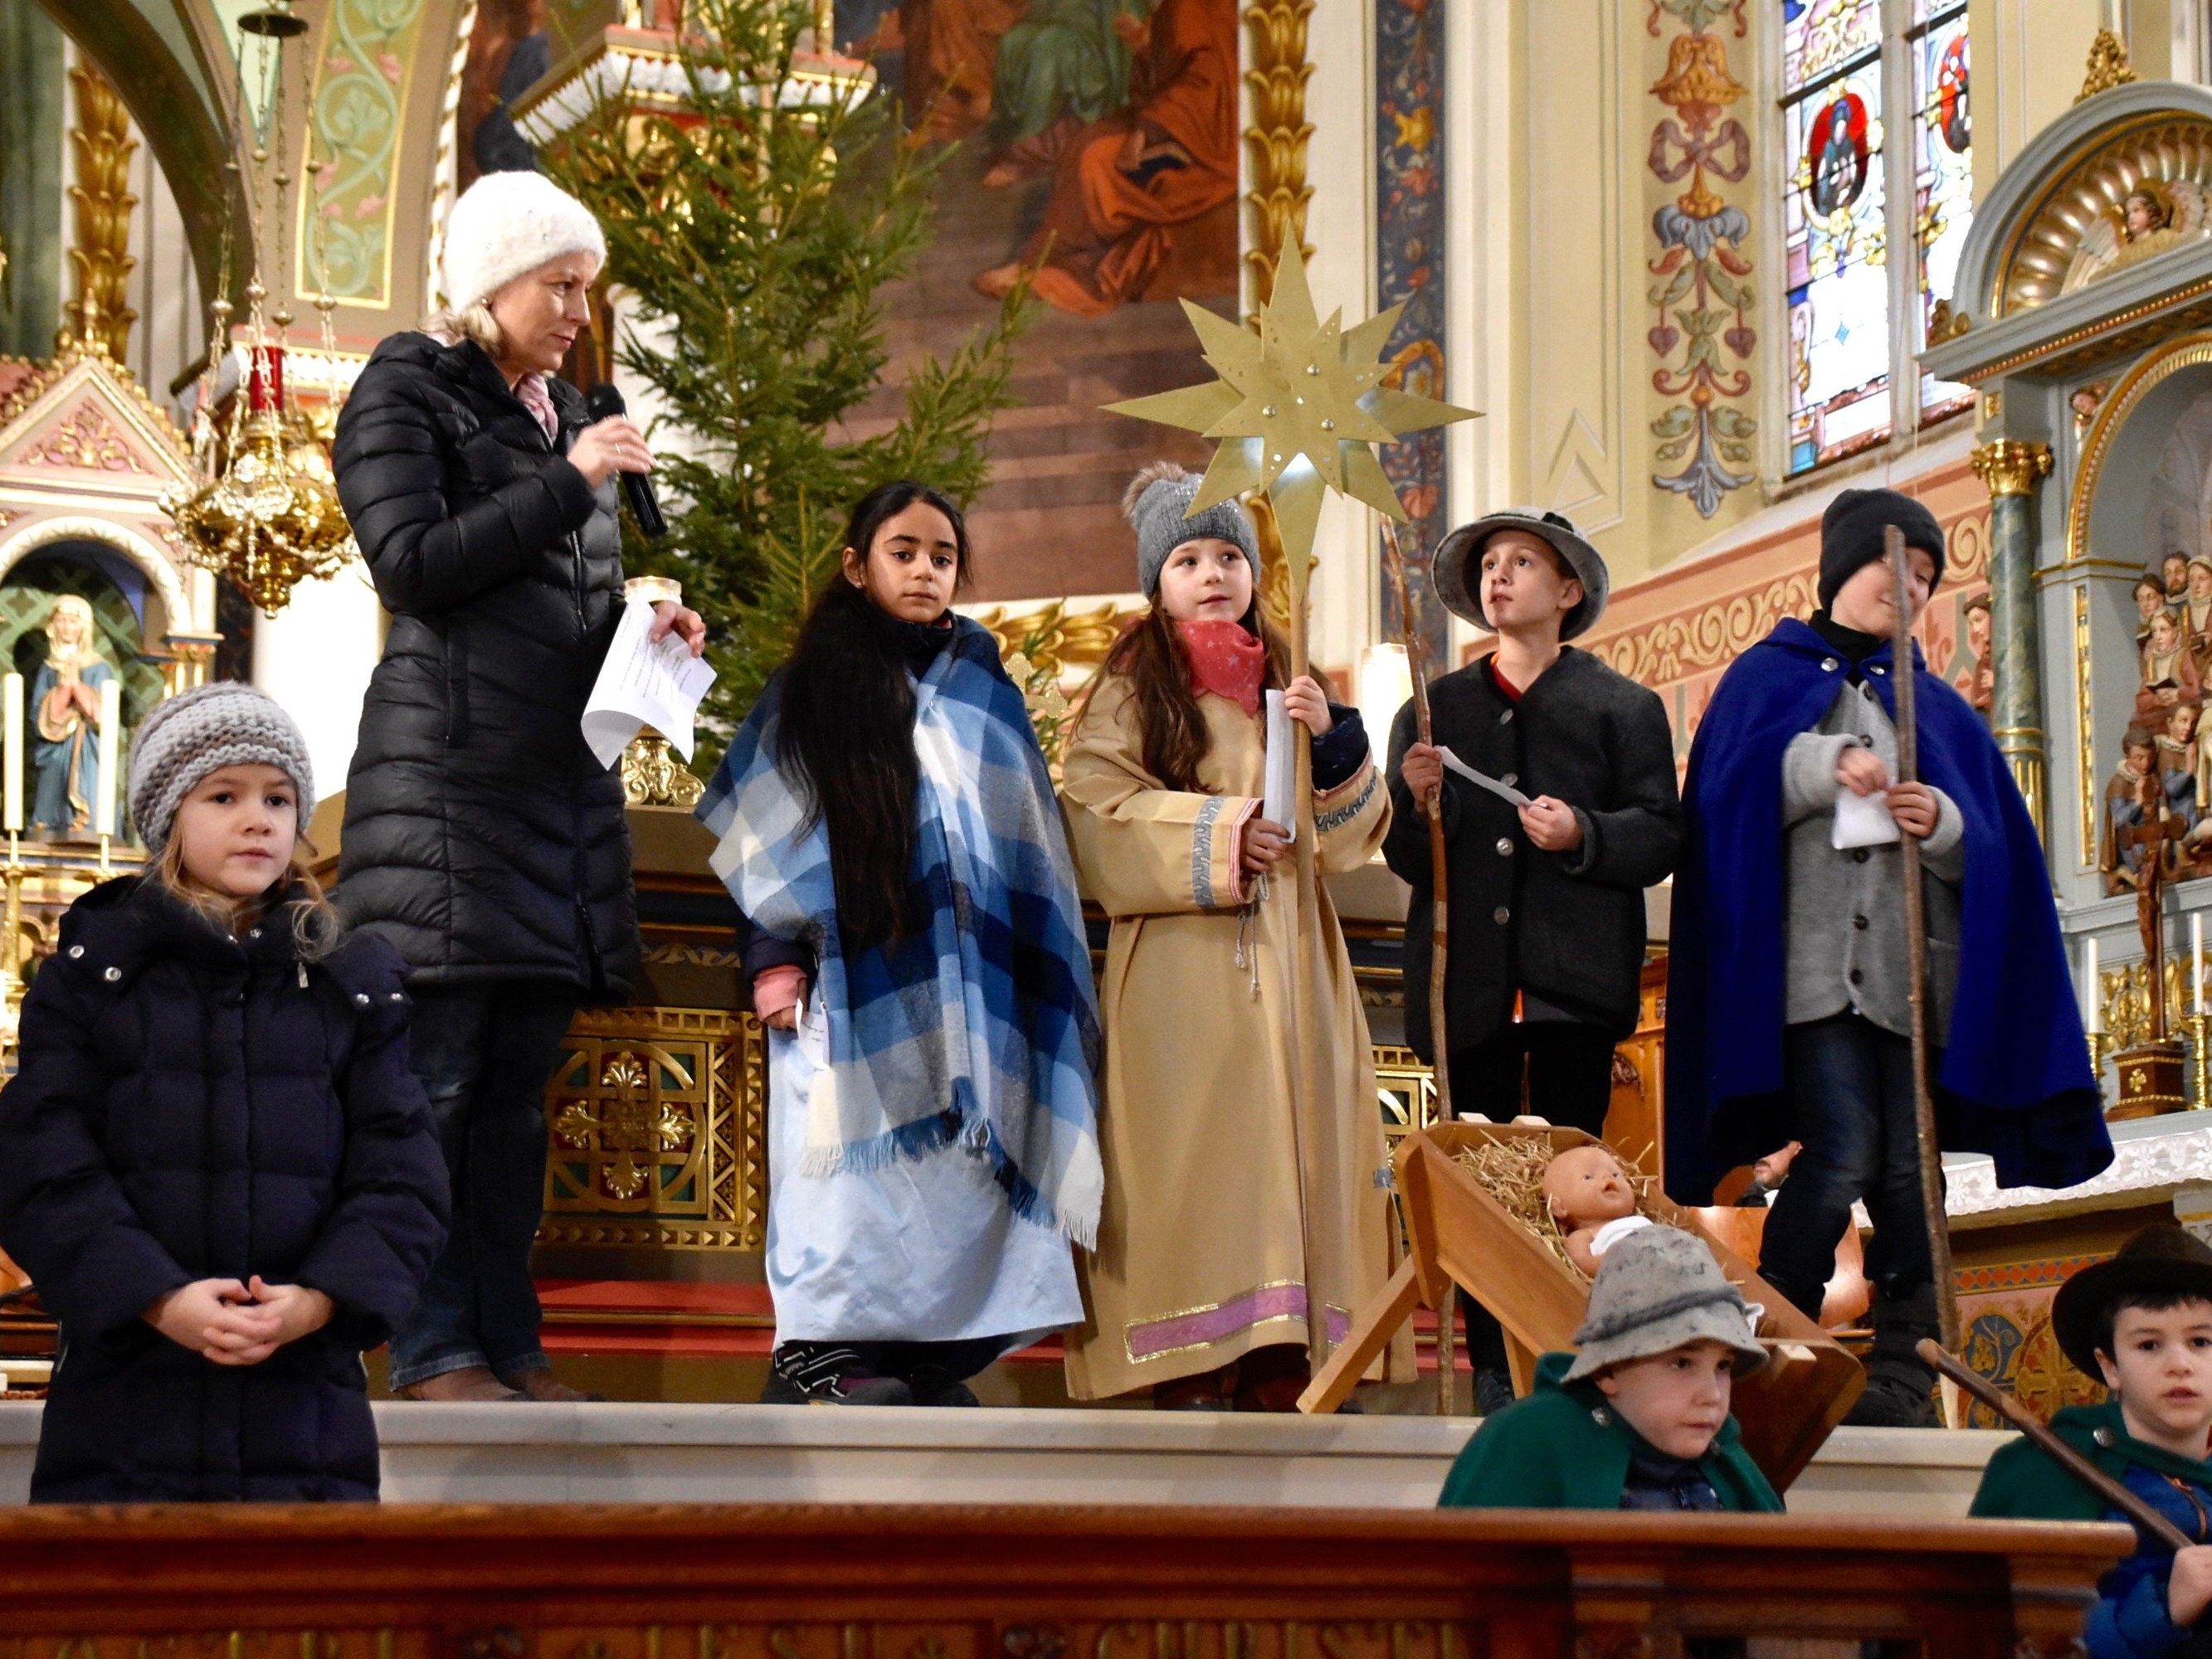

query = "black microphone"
[583, 382, 668, 538]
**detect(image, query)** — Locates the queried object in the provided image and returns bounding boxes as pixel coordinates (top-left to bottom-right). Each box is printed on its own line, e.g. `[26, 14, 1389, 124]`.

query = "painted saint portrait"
[1806, 93, 1869, 216]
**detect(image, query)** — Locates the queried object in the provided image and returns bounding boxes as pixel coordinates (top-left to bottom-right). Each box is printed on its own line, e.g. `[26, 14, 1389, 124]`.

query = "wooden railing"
[0, 1503, 2130, 1659]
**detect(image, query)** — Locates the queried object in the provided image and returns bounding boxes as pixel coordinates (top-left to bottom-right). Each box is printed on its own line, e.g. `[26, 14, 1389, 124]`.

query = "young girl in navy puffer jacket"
[0, 682, 447, 1501]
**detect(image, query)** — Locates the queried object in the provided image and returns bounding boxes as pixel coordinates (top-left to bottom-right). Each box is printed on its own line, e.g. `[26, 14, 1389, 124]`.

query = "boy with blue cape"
[1665, 486, 2111, 1425]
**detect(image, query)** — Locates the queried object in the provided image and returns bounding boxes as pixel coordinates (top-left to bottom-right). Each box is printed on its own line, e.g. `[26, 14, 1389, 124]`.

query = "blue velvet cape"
[1662, 617, 2112, 1205]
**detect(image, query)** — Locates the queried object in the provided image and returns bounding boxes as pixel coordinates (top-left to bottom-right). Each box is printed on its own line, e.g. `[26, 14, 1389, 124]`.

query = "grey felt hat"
[1123, 460, 1260, 599]
[1433, 508, 1610, 640]
[1562, 1224, 1768, 1384]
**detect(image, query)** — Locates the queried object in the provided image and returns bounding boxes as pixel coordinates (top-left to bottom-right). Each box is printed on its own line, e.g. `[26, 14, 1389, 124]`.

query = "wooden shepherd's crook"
[1886, 525, 1964, 1360]
[1919, 1339, 2191, 1549]
[1381, 518, 1457, 1413]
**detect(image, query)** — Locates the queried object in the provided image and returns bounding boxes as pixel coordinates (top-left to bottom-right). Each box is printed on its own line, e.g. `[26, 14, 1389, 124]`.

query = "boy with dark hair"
[1974, 1226, 2212, 1659]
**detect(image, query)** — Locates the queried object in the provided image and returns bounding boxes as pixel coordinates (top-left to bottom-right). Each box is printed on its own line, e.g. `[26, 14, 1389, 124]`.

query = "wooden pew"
[0, 1503, 2129, 1659]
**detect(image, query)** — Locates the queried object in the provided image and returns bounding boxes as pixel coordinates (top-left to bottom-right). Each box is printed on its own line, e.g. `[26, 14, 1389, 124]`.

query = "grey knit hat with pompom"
[1124, 460, 1259, 598]
[126, 682, 314, 855]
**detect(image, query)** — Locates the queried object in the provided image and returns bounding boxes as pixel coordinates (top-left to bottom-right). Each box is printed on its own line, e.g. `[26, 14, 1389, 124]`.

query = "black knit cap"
[2051, 1224, 2212, 1379]
[1818, 487, 1947, 610]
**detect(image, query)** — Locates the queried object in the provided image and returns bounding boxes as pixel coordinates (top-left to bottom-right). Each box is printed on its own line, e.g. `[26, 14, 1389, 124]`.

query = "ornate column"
[1971, 439, 2055, 839]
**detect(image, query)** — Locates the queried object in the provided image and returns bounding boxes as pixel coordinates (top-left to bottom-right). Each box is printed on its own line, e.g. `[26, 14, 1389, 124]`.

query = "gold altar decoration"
[540, 1005, 766, 1252]
[163, 5, 357, 617]
[2078, 28, 2139, 105]
[1970, 439, 2052, 498]
[64, 66, 137, 363]
[1243, 0, 1314, 304]
[1993, 117, 2212, 317]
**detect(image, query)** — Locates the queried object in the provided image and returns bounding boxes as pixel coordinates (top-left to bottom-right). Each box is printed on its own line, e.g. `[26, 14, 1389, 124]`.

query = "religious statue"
[30, 594, 117, 840]
[2062, 182, 2208, 293]
[1952, 592, 1993, 721]
[1542, 1143, 1652, 1278]
[2104, 727, 2196, 899]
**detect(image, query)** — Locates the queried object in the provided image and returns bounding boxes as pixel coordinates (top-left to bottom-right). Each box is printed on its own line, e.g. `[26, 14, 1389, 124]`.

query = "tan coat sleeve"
[1312, 755, 1391, 875]
[1060, 675, 1256, 917]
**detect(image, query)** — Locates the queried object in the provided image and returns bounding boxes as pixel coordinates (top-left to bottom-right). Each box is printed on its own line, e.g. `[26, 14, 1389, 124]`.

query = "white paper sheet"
[1262, 689, 1298, 841]
[1831, 786, 1902, 849]
[582, 597, 717, 769]
[1435, 744, 1532, 809]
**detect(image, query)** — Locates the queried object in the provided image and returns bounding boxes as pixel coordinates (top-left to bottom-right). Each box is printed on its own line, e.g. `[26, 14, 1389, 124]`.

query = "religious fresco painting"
[839, 0, 1241, 602]
[1374, 0, 1447, 677]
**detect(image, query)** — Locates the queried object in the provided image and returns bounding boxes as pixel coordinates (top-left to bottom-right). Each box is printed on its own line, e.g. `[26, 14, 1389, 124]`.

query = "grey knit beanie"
[1123, 460, 1259, 598]
[126, 683, 315, 856]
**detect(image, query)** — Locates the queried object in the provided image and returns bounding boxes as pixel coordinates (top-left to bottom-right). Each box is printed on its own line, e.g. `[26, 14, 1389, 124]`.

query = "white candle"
[2085, 937, 2102, 1034]
[3, 674, 22, 835]
[2197, 912, 2207, 1016]
[94, 678, 119, 839]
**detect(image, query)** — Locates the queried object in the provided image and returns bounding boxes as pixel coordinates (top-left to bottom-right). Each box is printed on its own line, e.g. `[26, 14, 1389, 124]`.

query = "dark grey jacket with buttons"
[332, 332, 639, 999]
[1384, 649, 1681, 1057]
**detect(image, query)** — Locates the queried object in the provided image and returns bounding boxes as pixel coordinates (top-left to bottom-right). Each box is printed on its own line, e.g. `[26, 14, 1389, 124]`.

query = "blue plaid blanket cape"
[698, 617, 1104, 1246]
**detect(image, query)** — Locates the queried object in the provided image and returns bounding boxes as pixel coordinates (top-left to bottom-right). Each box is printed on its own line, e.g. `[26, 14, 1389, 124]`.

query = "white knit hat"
[440, 169, 607, 314]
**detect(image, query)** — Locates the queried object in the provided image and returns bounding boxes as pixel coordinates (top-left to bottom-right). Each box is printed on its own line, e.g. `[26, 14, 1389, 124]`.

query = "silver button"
[390, 991, 405, 1002]
[1499, 709, 1514, 724]
[66, 945, 83, 960]
[248, 927, 261, 939]
[353, 992, 371, 1007]
[1493, 906, 1510, 925]
[1591, 1407, 1611, 1428]
[102, 966, 120, 983]
[1821, 657, 1839, 672]
[1870, 664, 1887, 676]
[1496, 838, 1513, 856]
[1501, 773, 1518, 787]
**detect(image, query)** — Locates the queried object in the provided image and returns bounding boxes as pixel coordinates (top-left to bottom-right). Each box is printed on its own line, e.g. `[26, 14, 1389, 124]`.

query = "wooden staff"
[1887, 525, 1963, 1358]
[1381, 517, 1457, 1413]
[1918, 1339, 2191, 1549]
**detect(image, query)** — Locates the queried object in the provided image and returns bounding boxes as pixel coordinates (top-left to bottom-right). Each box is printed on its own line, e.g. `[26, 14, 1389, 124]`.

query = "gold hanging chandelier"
[162, 2, 356, 616]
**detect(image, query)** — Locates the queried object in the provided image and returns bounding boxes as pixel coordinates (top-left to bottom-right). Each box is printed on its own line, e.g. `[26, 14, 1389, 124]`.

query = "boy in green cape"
[1971, 1225, 2212, 1659]
[1437, 1225, 1781, 1511]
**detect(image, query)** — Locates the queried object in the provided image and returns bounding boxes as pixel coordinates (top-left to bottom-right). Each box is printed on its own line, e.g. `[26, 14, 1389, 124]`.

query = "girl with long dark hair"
[1058, 462, 1409, 1410]
[698, 481, 1103, 1407]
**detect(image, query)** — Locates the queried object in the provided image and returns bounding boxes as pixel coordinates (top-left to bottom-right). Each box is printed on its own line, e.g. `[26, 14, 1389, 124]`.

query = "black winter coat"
[1383, 649, 1681, 1056]
[333, 331, 640, 998]
[0, 878, 448, 1502]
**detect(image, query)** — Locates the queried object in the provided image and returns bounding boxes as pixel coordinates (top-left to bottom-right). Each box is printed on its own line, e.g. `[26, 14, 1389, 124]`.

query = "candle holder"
[2189, 1012, 2212, 1112]
[95, 833, 111, 878]
[2089, 1026, 2115, 1088]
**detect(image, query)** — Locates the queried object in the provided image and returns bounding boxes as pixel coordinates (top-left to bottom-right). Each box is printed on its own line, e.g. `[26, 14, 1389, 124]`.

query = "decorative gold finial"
[2078, 28, 2138, 103]
[64, 63, 138, 362]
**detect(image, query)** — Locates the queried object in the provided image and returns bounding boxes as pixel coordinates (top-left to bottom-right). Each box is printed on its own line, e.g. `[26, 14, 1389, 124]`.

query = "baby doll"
[1543, 1143, 1652, 1277]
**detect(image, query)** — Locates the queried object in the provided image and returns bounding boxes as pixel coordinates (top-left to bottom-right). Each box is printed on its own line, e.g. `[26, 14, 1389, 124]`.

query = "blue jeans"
[386, 985, 577, 1389]
[1759, 1013, 1938, 1323]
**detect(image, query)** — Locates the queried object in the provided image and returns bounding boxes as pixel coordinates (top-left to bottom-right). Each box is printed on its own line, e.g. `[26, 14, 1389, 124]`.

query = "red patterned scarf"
[1177, 618, 1266, 716]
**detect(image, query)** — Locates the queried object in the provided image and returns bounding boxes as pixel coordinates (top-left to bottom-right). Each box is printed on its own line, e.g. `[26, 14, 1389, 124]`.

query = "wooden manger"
[1302, 1122, 1864, 1492]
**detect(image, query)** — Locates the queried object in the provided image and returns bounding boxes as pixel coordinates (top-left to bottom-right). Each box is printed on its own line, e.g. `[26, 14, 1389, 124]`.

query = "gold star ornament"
[1105, 241, 1477, 617]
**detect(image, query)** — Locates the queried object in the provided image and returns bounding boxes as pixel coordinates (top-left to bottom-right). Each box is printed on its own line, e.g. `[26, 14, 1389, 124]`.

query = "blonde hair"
[154, 831, 343, 962]
[424, 299, 504, 358]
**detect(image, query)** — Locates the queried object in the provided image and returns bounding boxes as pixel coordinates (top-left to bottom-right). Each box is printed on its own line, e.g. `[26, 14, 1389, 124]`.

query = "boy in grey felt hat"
[1437, 1225, 1781, 1512]
[1381, 507, 1681, 1413]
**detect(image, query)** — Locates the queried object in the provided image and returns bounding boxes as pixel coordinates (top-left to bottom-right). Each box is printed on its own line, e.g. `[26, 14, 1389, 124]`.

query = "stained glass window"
[1913, 0, 1972, 419]
[1785, 0, 1889, 474]
[1781, 0, 1974, 478]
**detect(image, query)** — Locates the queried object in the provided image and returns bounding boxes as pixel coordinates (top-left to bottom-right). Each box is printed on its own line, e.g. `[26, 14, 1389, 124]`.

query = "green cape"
[1970, 1399, 2212, 1521]
[1436, 1352, 1785, 1511]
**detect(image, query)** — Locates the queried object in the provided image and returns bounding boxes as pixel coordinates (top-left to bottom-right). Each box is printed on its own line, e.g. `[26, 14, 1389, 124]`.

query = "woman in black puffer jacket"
[332, 171, 702, 1403]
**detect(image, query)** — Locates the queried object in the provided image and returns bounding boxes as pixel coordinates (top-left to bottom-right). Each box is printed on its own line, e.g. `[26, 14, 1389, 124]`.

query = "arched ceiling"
[30, 0, 252, 309]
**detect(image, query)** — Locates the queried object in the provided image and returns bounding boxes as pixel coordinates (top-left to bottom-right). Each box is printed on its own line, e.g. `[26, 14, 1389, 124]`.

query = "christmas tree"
[539, 0, 1029, 738]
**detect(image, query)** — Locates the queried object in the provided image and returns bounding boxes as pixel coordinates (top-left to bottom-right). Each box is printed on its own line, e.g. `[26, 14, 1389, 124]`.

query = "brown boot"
[1235, 1343, 1310, 1413]
[495, 1366, 605, 1403]
[1152, 1360, 1238, 1411]
[397, 1365, 525, 1402]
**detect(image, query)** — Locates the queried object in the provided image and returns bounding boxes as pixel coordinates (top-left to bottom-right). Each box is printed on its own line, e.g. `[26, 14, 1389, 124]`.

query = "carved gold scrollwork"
[1243, 1, 1315, 305]
[64, 64, 137, 362]
[1970, 440, 2053, 499]
[2078, 28, 2139, 104]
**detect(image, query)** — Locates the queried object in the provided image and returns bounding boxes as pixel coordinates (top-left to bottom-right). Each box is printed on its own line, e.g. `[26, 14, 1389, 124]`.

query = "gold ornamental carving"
[621, 735, 705, 808]
[21, 400, 146, 473]
[1590, 572, 1818, 688]
[2100, 959, 2190, 1053]
[1243, 0, 1315, 305]
[2076, 583, 2097, 867]
[2078, 28, 2139, 104]
[1970, 440, 2052, 499]
[63, 64, 137, 363]
[539, 1005, 765, 1252]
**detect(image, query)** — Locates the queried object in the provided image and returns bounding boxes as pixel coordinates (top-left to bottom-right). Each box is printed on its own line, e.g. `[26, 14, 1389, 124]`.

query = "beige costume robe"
[1058, 672, 1411, 1399]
